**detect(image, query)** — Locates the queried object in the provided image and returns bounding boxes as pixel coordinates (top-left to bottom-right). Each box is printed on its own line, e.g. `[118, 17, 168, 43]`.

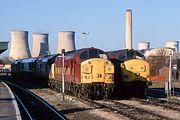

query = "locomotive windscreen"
[80, 49, 107, 60]
[126, 50, 145, 60]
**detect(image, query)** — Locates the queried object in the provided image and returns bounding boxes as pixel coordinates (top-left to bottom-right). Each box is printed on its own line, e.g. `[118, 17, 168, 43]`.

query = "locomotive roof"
[11, 59, 22, 64]
[41, 54, 59, 62]
[21, 57, 39, 63]
[107, 49, 145, 60]
[64, 47, 106, 60]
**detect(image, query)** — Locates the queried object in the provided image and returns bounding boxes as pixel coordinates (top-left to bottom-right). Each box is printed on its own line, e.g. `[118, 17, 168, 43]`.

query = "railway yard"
[1, 1, 180, 120]
[1, 75, 180, 120]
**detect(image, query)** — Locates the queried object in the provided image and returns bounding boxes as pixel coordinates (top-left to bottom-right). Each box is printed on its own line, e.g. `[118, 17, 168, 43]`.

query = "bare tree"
[147, 48, 169, 76]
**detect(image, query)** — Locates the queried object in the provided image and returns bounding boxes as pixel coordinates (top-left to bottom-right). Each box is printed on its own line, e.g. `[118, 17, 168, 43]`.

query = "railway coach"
[107, 49, 151, 97]
[49, 47, 114, 99]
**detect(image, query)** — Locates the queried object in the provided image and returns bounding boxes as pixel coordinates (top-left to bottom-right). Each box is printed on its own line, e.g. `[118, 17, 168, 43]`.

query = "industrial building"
[32, 33, 49, 57]
[9, 31, 31, 61]
[57, 31, 76, 54]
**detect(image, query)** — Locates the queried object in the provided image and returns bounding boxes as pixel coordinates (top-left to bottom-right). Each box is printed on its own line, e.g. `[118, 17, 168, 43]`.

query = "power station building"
[57, 31, 76, 54]
[32, 33, 49, 57]
[165, 41, 179, 51]
[9, 31, 31, 60]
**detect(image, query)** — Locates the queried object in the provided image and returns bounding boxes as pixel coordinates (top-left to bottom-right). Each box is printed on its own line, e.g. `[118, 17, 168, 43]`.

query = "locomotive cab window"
[80, 49, 106, 60]
[90, 49, 98, 58]
[135, 52, 145, 59]
[118, 53, 126, 61]
[127, 50, 135, 59]
[80, 51, 89, 60]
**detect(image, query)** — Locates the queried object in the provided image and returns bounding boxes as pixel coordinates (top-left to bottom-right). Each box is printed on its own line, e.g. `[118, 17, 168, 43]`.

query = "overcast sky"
[0, 0, 180, 56]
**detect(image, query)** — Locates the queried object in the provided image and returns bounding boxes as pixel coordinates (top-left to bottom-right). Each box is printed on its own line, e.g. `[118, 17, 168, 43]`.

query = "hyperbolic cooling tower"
[165, 41, 179, 51]
[125, 10, 132, 49]
[138, 42, 150, 50]
[32, 33, 49, 57]
[57, 31, 76, 54]
[9, 31, 31, 60]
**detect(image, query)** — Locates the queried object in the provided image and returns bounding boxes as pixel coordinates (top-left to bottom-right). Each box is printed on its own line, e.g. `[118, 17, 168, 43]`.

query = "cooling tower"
[138, 42, 150, 50]
[9, 31, 31, 60]
[165, 41, 179, 51]
[57, 31, 76, 54]
[125, 10, 132, 49]
[32, 33, 49, 57]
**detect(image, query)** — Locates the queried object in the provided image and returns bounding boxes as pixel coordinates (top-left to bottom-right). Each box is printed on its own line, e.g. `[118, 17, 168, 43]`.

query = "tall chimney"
[125, 10, 132, 49]
[9, 31, 31, 61]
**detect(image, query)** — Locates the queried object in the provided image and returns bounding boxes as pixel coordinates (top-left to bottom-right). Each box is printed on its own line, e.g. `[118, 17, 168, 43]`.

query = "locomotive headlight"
[83, 65, 92, 73]
[85, 67, 89, 71]
[105, 65, 114, 73]
[107, 67, 111, 71]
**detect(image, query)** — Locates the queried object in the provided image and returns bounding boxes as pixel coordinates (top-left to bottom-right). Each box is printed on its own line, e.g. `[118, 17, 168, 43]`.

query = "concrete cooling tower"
[125, 10, 132, 49]
[32, 33, 49, 57]
[57, 31, 76, 54]
[165, 41, 179, 51]
[9, 31, 31, 60]
[138, 42, 150, 50]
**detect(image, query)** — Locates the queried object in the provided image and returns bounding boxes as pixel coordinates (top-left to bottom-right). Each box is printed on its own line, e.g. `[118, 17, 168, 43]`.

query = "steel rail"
[13, 93, 33, 120]
[4, 81, 67, 120]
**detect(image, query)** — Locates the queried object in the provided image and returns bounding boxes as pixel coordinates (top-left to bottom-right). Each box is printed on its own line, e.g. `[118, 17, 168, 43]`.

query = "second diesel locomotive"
[107, 49, 151, 97]
[49, 47, 114, 99]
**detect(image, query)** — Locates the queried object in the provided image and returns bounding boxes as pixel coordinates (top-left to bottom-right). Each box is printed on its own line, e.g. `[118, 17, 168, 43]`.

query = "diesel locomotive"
[49, 47, 114, 99]
[107, 49, 151, 97]
[11, 47, 114, 99]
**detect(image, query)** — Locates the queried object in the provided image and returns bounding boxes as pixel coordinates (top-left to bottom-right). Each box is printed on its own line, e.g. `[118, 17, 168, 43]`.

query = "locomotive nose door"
[91, 58, 105, 83]
[81, 58, 105, 83]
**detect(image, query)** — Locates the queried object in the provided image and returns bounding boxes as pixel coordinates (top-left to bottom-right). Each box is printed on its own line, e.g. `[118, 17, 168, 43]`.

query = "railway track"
[131, 97, 180, 113]
[13, 92, 33, 120]
[4, 81, 67, 120]
[78, 98, 170, 120]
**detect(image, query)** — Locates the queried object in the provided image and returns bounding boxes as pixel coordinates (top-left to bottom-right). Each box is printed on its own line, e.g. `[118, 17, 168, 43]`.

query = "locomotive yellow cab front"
[81, 58, 114, 84]
[121, 59, 150, 82]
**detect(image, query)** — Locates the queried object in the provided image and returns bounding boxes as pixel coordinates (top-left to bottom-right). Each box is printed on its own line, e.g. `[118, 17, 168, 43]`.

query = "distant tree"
[147, 49, 169, 76]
